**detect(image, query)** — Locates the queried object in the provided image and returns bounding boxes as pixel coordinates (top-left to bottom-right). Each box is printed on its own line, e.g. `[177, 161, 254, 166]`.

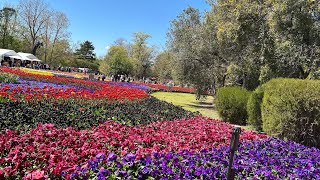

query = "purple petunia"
[69, 138, 320, 180]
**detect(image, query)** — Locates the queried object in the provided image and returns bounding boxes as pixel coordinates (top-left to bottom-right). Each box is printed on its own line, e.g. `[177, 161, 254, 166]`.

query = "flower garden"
[0, 67, 319, 180]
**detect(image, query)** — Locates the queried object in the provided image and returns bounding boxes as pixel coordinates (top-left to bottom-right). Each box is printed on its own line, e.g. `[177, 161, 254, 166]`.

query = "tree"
[168, 7, 223, 97]
[75, 40, 96, 59]
[153, 51, 174, 81]
[113, 38, 134, 57]
[167, 0, 320, 95]
[113, 38, 127, 46]
[132, 32, 156, 78]
[267, 0, 320, 79]
[0, 7, 17, 49]
[40, 10, 69, 64]
[99, 45, 133, 76]
[210, 0, 274, 90]
[17, 0, 51, 52]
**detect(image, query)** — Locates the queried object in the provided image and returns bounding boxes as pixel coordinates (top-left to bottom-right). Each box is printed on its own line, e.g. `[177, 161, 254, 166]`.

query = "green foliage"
[70, 59, 99, 72]
[132, 32, 155, 78]
[268, 0, 320, 79]
[215, 86, 251, 125]
[225, 64, 242, 86]
[168, 0, 320, 93]
[247, 86, 264, 131]
[75, 40, 96, 59]
[261, 78, 320, 148]
[0, 72, 18, 83]
[100, 45, 133, 75]
[0, 97, 195, 131]
[153, 51, 174, 80]
[168, 7, 222, 97]
[258, 65, 274, 84]
[309, 69, 320, 80]
[0, 7, 17, 49]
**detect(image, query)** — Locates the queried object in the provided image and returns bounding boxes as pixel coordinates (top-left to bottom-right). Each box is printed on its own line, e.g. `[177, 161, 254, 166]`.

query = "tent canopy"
[9, 55, 23, 60]
[17, 52, 41, 62]
[0, 49, 21, 58]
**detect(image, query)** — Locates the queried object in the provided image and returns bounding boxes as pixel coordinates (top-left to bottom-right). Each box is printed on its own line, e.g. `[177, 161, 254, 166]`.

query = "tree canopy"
[75, 40, 96, 60]
[99, 45, 133, 76]
[165, 0, 320, 96]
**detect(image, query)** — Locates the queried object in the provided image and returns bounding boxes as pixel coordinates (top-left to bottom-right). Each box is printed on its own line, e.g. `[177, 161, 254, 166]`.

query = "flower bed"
[0, 117, 266, 178]
[133, 82, 195, 93]
[20, 68, 54, 76]
[0, 68, 148, 101]
[0, 97, 195, 131]
[107, 82, 150, 92]
[68, 138, 320, 180]
[0, 68, 318, 180]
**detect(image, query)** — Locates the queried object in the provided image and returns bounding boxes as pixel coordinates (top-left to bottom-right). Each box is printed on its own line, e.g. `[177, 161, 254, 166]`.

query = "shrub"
[215, 86, 251, 125]
[247, 86, 264, 131]
[0, 72, 18, 83]
[261, 78, 320, 148]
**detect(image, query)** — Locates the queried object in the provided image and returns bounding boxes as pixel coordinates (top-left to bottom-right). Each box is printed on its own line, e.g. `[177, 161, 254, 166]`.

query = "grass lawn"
[152, 92, 221, 120]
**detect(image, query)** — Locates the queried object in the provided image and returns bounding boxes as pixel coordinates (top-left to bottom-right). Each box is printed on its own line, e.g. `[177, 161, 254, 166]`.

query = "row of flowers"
[8, 68, 199, 94]
[20, 68, 54, 77]
[0, 117, 266, 178]
[0, 97, 195, 131]
[0, 68, 148, 101]
[133, 82, 196, 93]
[107, 82, 150, 92]
[67, 138, 320, 180]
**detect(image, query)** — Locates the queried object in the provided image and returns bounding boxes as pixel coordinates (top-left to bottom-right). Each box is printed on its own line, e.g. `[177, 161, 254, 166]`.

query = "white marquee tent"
[0, 49, 23, 61]
[17, 52, 41, 62]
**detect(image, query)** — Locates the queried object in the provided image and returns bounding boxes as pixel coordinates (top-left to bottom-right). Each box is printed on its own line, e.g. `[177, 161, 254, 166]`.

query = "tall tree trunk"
[242, 72, 247, 89]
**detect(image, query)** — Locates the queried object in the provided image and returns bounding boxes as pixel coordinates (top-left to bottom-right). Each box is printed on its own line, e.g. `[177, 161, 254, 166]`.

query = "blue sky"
[5, 0, 210, 56]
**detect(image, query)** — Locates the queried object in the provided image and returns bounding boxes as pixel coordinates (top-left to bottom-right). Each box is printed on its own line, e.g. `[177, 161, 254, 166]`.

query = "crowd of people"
[108, 74, 133, 82]
[0, 57, 50, 70]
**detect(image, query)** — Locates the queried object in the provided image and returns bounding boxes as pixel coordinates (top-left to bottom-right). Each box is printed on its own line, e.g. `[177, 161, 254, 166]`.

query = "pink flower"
[0, 169, 4, 179]
[0, 116, 266, 177]
[23, 170, 46, 180]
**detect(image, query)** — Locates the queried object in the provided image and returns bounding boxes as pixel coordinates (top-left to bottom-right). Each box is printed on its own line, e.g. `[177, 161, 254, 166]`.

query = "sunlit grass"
[152, 92, 220, 120]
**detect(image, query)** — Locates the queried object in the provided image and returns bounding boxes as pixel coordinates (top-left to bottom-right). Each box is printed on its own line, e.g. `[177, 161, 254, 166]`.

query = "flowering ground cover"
[0, 97, 195, 131]
[2, 79, 91, 91]
[0, 79, 95, 101]
[133, 82, 195, 93]
[0, 117, 266, 179]
[107, 82, 150, 92]
[0, 67, 319, 180]
[0, 68, 148, 101]
[20, 68, 54, 77]
[69, 138, 320, 180]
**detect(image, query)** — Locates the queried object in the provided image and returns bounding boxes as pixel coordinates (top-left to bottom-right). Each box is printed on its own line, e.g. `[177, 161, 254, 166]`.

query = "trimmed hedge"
[216, 86, 251, 125]
[261, 78, 320, 148]
[0, 97, 195, 131]
[247, 86, 264, 131]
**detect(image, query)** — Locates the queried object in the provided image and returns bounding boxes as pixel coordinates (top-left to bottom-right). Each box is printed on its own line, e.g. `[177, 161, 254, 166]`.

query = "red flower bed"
[0, 68, 148, 100]
[0, 85, 147, 101]
[134, 82, 195, 93]
[0, 116, 266, 177]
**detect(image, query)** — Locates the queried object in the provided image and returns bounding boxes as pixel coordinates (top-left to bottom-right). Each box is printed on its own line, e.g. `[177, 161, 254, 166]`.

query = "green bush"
[216, 86, 251, 125]
[261, 78, 320, 148]
[247, 86, 264, 131]
[0, 72, 18, 83]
